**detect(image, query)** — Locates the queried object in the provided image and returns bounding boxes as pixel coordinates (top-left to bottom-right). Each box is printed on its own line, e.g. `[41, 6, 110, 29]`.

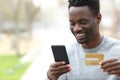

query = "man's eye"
[80, 20, 88, 24]
[70, 22, 75, 26]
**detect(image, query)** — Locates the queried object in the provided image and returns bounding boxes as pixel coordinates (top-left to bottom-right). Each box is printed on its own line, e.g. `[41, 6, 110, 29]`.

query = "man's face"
[69, 6, 101, 44]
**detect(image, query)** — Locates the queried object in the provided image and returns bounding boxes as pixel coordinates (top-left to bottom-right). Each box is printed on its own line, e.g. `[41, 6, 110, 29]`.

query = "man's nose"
[74, 23, 82, 32]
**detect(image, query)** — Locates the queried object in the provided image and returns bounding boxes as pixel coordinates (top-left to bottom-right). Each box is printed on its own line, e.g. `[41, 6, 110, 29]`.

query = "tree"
[25, 0, 40, 39]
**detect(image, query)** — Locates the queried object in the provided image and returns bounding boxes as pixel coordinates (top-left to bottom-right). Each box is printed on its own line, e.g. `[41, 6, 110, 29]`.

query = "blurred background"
[0, 0, 120, 80]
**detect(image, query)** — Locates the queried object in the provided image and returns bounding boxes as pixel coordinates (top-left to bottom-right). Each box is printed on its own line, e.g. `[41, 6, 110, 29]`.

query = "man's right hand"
[47, 61, 72, 80]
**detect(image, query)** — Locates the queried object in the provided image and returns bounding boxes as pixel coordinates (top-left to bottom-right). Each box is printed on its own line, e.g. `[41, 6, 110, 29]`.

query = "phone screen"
[51, 45, 69, 64]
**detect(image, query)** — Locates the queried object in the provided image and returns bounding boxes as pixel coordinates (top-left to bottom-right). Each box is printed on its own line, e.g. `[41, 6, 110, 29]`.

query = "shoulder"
[105, 36, 120, 46]
[104, 36, 120, 52]
[104, 36, 120, 57]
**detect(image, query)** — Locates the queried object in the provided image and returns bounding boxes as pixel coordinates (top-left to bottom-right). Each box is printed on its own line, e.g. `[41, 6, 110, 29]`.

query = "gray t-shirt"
[58, 36, 120, 80]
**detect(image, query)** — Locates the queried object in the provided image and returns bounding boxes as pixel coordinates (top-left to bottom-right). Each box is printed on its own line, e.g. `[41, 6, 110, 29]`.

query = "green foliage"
[0, 55, 31, 80]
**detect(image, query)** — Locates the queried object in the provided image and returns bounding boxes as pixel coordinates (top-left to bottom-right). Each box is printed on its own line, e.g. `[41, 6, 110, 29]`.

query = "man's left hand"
[100, 58, 120, 76]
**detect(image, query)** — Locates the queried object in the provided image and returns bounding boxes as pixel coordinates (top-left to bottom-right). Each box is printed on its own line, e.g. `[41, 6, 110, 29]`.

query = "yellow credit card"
[85, 54, 104, 65]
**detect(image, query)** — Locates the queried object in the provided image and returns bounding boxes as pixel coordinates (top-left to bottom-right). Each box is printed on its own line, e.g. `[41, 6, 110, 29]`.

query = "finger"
[50, 64, 71, 71]
[108, 70, 120, 75]
[100, 58, 118, 66]
[116, 74, 120, 77]
[101, 61, 120, 70]
[52, 66, 72, 75]
[105, 65, 120, 72]
[51, 61, 66, 67]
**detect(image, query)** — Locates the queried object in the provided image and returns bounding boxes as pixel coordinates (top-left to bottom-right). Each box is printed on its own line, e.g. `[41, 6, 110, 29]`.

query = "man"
[46, 0, 120, 80]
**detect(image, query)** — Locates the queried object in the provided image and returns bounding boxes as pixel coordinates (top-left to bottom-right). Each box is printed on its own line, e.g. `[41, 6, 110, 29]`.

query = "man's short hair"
[68, 0, 100, 15]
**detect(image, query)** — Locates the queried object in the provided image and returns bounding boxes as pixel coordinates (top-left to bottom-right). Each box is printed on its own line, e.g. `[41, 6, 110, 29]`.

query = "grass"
[0, 55, 31, 80]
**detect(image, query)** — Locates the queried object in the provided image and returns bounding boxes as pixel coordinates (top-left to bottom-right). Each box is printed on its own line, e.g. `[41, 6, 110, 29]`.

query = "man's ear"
[96, 13, 102, 24]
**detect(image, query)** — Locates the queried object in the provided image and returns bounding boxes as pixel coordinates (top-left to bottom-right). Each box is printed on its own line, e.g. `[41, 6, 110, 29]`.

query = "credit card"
[85, 54, 104, 65]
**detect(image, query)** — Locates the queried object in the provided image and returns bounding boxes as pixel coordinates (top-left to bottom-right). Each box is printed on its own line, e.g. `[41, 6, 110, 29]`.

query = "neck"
[82, 34, 103, 49]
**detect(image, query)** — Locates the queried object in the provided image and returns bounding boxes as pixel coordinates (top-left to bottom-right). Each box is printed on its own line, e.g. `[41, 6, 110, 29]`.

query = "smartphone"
[51, 45, 69, 64]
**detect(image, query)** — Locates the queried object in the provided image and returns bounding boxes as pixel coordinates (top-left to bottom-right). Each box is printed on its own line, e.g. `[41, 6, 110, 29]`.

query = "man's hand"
[47, 61, 72, 80]
[100, 58, 120, 76]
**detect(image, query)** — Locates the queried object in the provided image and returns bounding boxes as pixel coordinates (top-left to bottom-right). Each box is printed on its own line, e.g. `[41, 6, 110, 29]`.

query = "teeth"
[76, 33, 85, 40]
[76, 33, 84, 37]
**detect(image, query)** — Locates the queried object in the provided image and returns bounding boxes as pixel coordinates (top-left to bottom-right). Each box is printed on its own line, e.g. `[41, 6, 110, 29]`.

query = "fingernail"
[67, 64, 71, 67]
[62, 62, 65, 64]
[69, 67, 72, 70]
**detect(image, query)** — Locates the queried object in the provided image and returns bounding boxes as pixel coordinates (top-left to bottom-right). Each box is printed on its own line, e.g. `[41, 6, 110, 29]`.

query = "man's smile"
[75, 33, 86, 40]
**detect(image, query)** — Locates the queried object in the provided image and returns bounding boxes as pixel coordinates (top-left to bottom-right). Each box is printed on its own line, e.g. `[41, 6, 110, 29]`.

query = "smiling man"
[46, 0, 120, 80]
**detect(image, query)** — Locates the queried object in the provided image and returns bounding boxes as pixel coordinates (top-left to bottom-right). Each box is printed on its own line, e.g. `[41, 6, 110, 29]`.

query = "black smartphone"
[51, 45, 69, 64]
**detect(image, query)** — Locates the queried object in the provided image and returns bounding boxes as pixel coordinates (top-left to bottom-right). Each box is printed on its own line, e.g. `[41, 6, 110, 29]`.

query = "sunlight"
[32, 0, 40, 7]
[32, 0, 58, 8]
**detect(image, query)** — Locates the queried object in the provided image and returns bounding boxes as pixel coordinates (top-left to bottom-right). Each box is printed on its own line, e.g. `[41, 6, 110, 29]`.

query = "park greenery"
[0, 55, 31, 80]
